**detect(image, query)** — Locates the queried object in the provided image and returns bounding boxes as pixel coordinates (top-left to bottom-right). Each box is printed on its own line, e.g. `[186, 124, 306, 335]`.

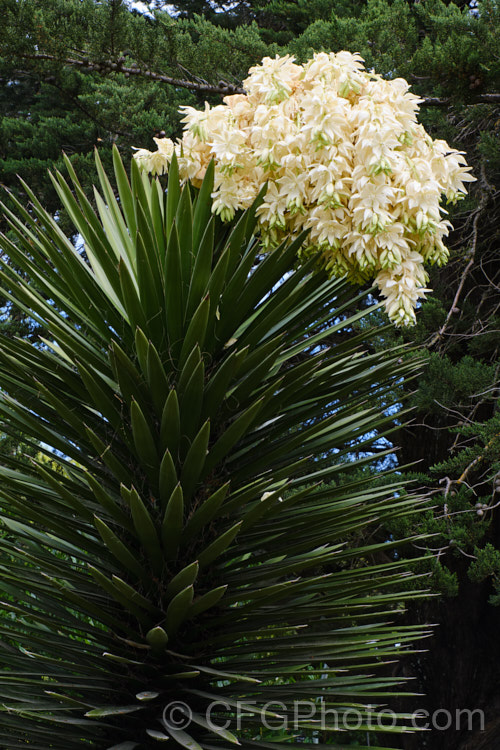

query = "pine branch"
[19, 53, 243, 96]
[11, 69, 134, 140]
[419, 94, 500, 107]
[16, 53, 500, 104]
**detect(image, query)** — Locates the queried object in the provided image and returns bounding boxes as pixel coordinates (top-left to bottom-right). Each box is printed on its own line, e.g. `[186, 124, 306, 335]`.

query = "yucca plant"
[0, 148, 428, 750]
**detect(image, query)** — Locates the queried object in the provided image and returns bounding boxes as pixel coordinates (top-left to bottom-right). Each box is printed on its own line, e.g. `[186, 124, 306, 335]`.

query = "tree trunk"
[389, 553, 500, 750]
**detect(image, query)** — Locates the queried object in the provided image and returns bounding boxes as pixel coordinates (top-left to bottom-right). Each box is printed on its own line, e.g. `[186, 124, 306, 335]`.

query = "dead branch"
[14, 53, 244, 96]
[428, 161, 494, 348]
[12, 52, 500, 104]
[420, 93, 500, 107]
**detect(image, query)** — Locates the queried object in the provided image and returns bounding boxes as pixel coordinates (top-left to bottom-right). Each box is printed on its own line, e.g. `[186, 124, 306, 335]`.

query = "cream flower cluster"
[134, 52, 474, 325]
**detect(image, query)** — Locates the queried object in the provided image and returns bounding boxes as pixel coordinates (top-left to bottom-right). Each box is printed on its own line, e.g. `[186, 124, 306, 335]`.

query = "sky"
[127, 1, 179, 16]
[128, 1, 156, 16]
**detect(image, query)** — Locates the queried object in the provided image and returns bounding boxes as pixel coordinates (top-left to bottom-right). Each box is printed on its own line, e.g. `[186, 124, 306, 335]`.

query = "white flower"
[134, 51, 475, 325]
[244, 55, 302, 104]
[132, 147, 169, 176]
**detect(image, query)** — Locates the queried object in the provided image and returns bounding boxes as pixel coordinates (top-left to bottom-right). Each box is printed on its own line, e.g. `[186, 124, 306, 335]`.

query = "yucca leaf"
[178, 294, 210, 370]
[178, 356, 204, 445]
[136, 232, 163, 339]
[186, 217, 215, 319]
[164, 726, 202, 750]
[189, 585, 227, 618]
[164, 670, 200, 680]
[94, 149, 136, 271]
[84, 473, 133, 531]
[85, 427, 133, 485]
[175, 184, 194, 286]
[111, 576, 159, 614]
[176, 344, 202, 398]
[109, 340, 149, 410]
[128, 486, 163, 575]
[161, 483, 184, 558]
[46, 174, 125, 314]
[136, 192, 161, 268]
[166, 561, 199, 598]
[165, 151, 181, 238]
[201, 346, 248, 420]
[32, 379, 88, 438]
[118, 258, 148, 333]
[160, 389, 180, 457]
[192, 160, 215, 250]
[0, 515, 84, 559]
[164, 224, 184, 352]
[112, 145, 137, 239]
[226, 208, 251, 278]
[234, 232, 309, 331]
[146, 729, 170, 741]
[150, 177, 167, 263]
[42, 574, 135, 635]
[203, 396, 265, 475]
[215, 239, 260, 344]
[87, 565, 148, 621]
[159, 449, 178, 508]
[189, 664, 261, 684]
[183, 481, 230, 542]
[134, 327, 150, 377]
[146, 341, 170, 414]
[130, 399, 159, 480]
[0, 154, 428, 749]
[85, 705, 144, 718]
[179, 419, 210, 500]
[77, 361, 122, 430]
[165, 585, 194, 637]
[130, 154, 150, 210]
[198, 521, 242, 569]
[0, 181, 119, 328]
[203, 247, 230, 350]
[93, 515, 148, 581]
[190, 710, 240, 745]
[32, 461, 93, 522]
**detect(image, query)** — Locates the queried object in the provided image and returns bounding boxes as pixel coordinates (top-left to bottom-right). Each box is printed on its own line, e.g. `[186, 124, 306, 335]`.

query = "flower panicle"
[134, 51, 475, 326]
